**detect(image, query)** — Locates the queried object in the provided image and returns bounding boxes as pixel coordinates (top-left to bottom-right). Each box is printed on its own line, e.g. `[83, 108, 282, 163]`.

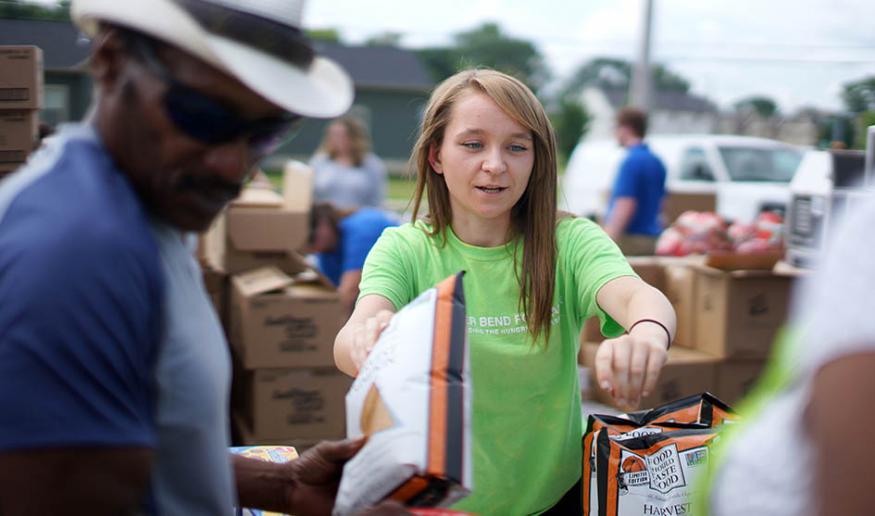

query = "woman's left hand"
[593, 327, 668, 411]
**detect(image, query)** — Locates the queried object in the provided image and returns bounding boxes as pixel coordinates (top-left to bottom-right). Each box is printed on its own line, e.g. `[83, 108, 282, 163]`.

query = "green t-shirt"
[358, 216, 635, 514]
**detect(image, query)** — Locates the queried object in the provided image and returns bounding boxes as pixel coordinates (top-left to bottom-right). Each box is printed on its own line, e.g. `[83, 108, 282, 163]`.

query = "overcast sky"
[35, 0, 875, 113]
[304, 0, 875, 113]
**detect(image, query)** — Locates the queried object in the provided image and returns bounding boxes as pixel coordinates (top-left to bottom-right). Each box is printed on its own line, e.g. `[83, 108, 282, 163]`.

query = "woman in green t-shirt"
[334, 69, 676, 514]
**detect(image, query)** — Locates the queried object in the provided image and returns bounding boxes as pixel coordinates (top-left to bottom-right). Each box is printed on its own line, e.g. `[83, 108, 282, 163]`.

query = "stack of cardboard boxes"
[0, 46, 42, 178]
[200, 162, 351, 449]
[581, 255, 805, 409]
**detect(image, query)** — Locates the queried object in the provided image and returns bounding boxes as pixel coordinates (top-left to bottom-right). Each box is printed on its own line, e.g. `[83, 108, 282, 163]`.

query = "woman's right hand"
[350, 310, 395, 372]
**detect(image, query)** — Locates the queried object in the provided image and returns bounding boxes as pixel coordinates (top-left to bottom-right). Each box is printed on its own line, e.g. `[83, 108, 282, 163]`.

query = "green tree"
[559, 57, 690, 100]
[842, 76, 875, 114]
[415, 22, 549, 94]
[365, 32, 403, 47]
[305, 28, 342, 44]
[0, 0, 70, 21]
[549, 98, 590, 162]
[734, 96, 779, 118]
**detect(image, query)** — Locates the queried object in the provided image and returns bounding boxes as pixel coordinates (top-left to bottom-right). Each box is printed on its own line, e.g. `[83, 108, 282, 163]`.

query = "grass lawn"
[263, 156, 566, 215]
[264, 169, 418, 206]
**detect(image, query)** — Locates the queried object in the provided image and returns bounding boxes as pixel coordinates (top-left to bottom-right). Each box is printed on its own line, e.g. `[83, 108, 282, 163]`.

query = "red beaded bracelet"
[628, 319, 672, 350]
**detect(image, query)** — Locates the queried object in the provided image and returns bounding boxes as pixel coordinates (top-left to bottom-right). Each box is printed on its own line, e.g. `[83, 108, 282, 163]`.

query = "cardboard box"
[233, 366, 351, 441]
[581, 342, 719, 411]
[233, 414, 321, 450]
[715, 359, 767, 405]
[0, 110, 38, 165]
[663, 263, 698, 348]
[625, 256, 667, 292]
[692, 266, 793, 359]
[230, 267, 344, 369]
[579, 256, 670, 346]
[0, 46, 43, 110]
[204, 182, 310, 275]
[0, 161, 24, 176]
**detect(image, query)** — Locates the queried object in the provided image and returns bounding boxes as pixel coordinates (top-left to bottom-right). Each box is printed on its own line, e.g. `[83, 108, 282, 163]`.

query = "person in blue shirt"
[604, 107, 667, 255]
[308, 203, 398, 312]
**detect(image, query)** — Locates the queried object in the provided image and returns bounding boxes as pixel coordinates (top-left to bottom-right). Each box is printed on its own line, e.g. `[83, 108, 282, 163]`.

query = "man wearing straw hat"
[0, 1, 405, 514]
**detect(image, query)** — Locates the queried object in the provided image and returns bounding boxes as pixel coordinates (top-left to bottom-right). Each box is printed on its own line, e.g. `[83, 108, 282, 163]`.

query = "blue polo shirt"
[0, 124, 237, 514]
[0, 125, 163, 451]
[317, 208, 397, 286]
[607, 143, 667, 236]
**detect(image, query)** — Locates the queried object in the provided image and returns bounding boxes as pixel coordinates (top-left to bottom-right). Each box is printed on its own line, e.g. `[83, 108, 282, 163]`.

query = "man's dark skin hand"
[235, 437, 412, 515]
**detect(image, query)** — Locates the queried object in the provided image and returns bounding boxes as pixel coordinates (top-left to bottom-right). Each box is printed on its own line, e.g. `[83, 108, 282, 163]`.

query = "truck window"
[718, 147, 802, 182]
[680, 147, 715, 182]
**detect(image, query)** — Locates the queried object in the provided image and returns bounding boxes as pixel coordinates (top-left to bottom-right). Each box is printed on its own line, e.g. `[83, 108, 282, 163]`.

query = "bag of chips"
[333, 272, 472, 515]
[583, 393, 736, 516]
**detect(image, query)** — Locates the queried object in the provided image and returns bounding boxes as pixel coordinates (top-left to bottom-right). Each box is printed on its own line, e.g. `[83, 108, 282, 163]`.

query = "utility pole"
[630, 0, 654, 110]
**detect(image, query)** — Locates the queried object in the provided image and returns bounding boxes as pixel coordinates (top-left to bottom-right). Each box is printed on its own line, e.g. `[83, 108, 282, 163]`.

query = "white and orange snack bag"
[583, 393, 736, 516]
[334, 273, 472, 515]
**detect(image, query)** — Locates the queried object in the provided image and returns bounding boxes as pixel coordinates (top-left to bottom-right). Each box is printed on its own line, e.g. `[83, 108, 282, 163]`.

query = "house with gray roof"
[0, 19, 433, 169]
[582, 85, 719, 141]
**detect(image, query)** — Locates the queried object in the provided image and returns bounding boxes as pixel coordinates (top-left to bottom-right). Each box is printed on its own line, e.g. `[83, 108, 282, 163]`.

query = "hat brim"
[72, 0, 353, 118]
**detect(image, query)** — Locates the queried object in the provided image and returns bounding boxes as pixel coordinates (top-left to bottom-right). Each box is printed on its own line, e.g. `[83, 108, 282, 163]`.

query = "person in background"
[308, 203, 397, 313]
[603, 107, 667, 255]
[333, 69, 675, 514]
[311, 116, 388, 210]
[0, 0, 406, 514]
[707, 196, 875, 516]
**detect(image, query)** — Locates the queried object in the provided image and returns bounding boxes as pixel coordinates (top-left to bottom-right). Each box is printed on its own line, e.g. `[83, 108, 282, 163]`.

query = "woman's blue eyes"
[461, 142, 528, 152]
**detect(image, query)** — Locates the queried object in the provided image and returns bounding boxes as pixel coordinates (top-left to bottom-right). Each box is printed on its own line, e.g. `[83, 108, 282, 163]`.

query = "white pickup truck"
[560, 135, 805, 223]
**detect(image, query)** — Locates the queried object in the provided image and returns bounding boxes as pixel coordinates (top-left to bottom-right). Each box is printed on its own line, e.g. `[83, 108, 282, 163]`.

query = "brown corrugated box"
[233, 366, 351, 441]
[229, 266, 344, 369]
[581, 341, 719, 411]
[0, 46, 43, 110]
[580, 256, 668, 344]
[233, 413, 322, 451]
[663, 262, 698, 348]
[205, 162, 313, 274]
[0, 162, 24, 176]
[0, 110, 38, 167]
[691, 265, 794, 359]
[714, 359, 767, 405]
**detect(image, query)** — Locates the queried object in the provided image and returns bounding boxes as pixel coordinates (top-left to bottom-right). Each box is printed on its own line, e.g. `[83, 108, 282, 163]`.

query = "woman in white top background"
[310, 116, 388, 210]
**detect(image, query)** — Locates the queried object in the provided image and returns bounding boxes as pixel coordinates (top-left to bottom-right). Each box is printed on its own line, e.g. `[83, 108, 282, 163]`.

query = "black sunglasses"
[123, 32, 303, 156]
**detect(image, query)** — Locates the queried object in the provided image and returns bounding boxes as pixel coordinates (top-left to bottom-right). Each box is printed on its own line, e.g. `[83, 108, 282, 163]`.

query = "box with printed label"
[582, 342, 719, 411]
[233, 367, 351, 441]
[692, 266, 794, 359]
[205, 163, 312, 274]
[230, 267, 344, 369]
[0, 110, 38, 166]
[0, 46, 43, 110]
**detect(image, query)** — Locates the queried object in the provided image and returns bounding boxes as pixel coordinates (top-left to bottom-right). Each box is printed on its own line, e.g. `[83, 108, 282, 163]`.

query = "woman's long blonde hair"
[319, 116, 371, 166]
[411, 69, 559, 343]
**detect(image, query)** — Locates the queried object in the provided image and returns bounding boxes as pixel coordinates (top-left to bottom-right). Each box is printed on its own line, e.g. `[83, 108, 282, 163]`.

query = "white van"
[560, 135, 805, 223]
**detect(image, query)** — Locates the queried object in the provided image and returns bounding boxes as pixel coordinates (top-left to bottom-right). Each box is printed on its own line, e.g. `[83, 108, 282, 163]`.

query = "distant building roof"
[0, 19, 432, 91]
[314, 42, 433, 92]
[0, 18, 90, 70]
[602, 86, 717, 114]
